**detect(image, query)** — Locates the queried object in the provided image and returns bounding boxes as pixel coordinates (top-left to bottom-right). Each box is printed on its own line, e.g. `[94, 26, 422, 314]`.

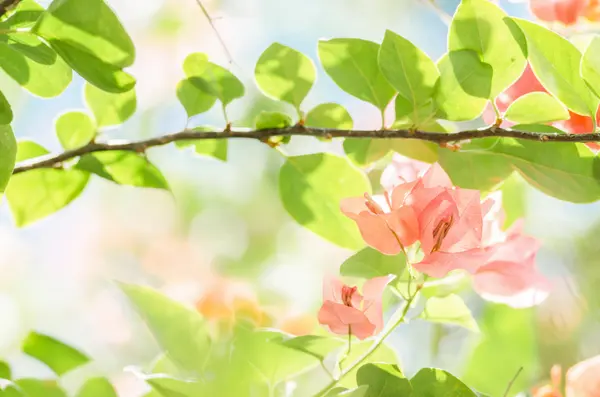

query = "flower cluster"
[317, 156, 550, 339]
[528, 0, 600, 25]
[533, 356, 600, 397]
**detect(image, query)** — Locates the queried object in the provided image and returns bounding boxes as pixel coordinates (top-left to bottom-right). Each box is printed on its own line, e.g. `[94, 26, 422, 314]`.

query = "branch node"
[541, 135, 550, 142]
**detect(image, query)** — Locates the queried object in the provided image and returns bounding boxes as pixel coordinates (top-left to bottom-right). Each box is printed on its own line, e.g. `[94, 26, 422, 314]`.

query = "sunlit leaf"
[0, 361, 10, 380]
[32, 0, 136, 93]
[0, 90, 12, 124]
[84, 83, 137, 127]
[176, 79, 217, 118]
[411, 368, 477, 397]
[255, 111, 293, 130]
[14, 380, 67, 397]
[22, 332, 89, 376]
[581, 35, 600, 99]
[279, 153, 371, 249]
[76, 151, 169, 190]
[419, 294, 479, 332]
[337, 341, 398, 389]
[325, 386, 369, 396]
[449, 0, 526, 97]
[434, 50, 491, 121]
[318, 38, 395, 110]
[504, 92, 569, 124]
[379, 30, 438, 114]
[343, 139, 392, 166]
[0, 33, 72, 97]
[183, 53, 244, 107]
[55, 111, 95, 150]
[0, 0, 44, 29]
[340, 247, 406, 279]
[305, 103, 353, 129]
[281, 335, 345, 361]
[0, 125, 16, 194]
[500, 172, 527, 229]
[76, 378, 117, 397]
[255, 42, 316, 109]
[6, 141, 89, 226]
[512, 18, 598, 116]
[119, 283, 211, 375]
[356, 363, 411, 397]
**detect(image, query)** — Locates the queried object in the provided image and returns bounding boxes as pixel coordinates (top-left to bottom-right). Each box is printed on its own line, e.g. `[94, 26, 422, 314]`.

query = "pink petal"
[414, 249, 490, 278]
[442, 189, 484, 252]
[361, 275, 394, 333]
[421, 163, 453, 189]
[386, 206, 419, 247]
[317, 301, 376, 340]
[323, 275, 345, 304]
[566, 355, 600, 397]
[417, 190, 459, 255]
[340, 197, 370, 219]
[353, 212, 405, 255]
[390, 180, 420, 209]
[380, 154, 429, 191]
[529, 0, 587, 25]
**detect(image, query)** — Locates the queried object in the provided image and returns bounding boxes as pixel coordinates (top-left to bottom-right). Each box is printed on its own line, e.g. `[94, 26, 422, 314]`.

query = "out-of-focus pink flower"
[380, 154, 429, 192]
[317, 275, 393, 340]
[532, 365, 563, 397]
[529, 0, 588, 25]
[566, 355, 600, 397]
[340, 192, 419, 255]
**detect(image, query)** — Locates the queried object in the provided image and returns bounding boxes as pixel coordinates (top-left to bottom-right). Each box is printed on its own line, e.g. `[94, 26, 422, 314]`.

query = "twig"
[193, 0, 234, 65]
[503, 367, 523, 397]
[12, 125, 600, 175]
[0, 0, 21, 18]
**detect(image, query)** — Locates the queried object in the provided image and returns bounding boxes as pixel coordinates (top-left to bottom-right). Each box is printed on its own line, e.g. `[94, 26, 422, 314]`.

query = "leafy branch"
[12, 124, 600, 175]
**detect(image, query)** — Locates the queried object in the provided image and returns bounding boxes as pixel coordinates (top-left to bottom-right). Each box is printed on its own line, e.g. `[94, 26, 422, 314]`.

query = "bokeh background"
[0, 0, 599, 395]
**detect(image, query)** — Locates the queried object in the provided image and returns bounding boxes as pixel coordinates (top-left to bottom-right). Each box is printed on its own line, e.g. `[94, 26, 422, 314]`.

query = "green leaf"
[394, 94, 436, 126]
[419, 294, 479, 332]
[338, 341, 398, 389]
[32, 0, 136, 93]
[305, 103, 353, 129]
[0, 125, 16, 194]
[6, 141, 89, 226]
[279, 153, 371, 249]
[356, 363, 412, 397]
[145, 376, 204, 397]
[55, 111, 95, 150]
[411, 368, 477, 397]
[504, 92, 569, 124]
[325, 386, 369, 397]
[449, 0, 526, 97]
[255, 42, 316, 109]
[343, 139, 392, 166]
[84, 83, 137, 128]
[175, 127, 227, 161]
[183, 53, 244, 107]
[76, 378, 117, 397]
[254, 111, 292, 129]
[76, 151, 169, 190]
[438, 138, 514, 192]
[119, 283, 211, 374]
[22, 332, 89, 376]
[0, 0, 44, 29]
[0, 361, 11, 380]
[233, 329, 318, 386]
[14, 380, 67, 397]
[0, 90, 12, 124]
[581, 35, 600, 99]
[379, 30, 439, 112]
[281, 335, 345, 361]
[176, 79, 217, 118]
[340, 247, 406, 279]
[512, 18, 598, 116]
[0, 382, 22, 397]
[0, 33, 72, 97]
[434, 50, 491, 121]
[463, 305, 537, 396]
[318, 38, 395, 110]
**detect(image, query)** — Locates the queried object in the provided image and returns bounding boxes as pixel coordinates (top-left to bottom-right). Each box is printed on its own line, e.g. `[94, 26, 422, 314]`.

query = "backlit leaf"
[22, 332, 89, 376]
[55, 111, 95, 150]
[84, 83, 137, 127]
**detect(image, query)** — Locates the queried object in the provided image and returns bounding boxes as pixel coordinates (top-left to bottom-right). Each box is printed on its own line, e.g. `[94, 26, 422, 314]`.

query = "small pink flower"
[380, 154, 429, 192]
[340, 192, 419, 256]
[566, 355, 600, 397]
[317, 275, 393, 340]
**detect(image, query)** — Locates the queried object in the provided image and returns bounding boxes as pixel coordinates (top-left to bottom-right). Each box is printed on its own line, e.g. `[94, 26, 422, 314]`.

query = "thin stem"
[380, 109, 386, 130]
[313, 286, 422, 397]
[502, 367, 523, 397]
[12, 124, 600, 175]
[193, 0, 234, 65]
[491, 100, 503, 127]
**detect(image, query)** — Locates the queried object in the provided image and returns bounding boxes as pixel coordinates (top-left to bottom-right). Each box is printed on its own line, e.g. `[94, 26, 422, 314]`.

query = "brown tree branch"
[0, 0, 21, 18]
[12, 125, 600, 175]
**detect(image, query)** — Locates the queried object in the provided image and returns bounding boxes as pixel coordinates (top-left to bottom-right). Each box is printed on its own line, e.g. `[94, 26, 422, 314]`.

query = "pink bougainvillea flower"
[317, 275, 393, 340]
[529, 0, 588, 25]
[566, 355, 600, 397]
[532, 365, 563, 397]
[340, 192, 419, 255]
